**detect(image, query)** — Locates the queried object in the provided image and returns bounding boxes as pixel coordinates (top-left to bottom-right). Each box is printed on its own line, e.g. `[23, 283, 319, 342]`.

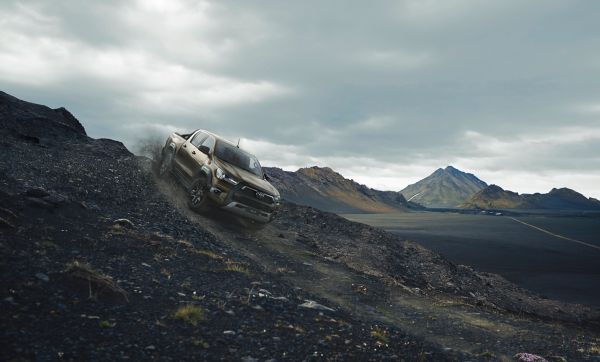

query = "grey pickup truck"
[158, 129, 281, 224]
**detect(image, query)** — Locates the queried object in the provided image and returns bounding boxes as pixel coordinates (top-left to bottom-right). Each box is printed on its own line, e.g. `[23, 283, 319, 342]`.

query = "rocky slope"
[461, 184, 600, 210]
[2, 91, 600, 361]
[0, 91, 459, 361]
[400, 166, 488, 208]
[264, 166, 420, 213]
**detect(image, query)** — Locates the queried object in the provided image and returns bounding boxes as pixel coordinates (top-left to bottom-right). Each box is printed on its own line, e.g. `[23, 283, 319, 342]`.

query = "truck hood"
[214, 159, 280, 197]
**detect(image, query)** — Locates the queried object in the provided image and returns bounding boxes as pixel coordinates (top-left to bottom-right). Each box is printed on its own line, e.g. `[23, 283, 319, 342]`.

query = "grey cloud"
[1, 0, 600, 197]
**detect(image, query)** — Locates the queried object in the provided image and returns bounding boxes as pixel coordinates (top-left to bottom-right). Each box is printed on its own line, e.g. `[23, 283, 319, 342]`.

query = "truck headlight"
[216, 168, 238, 185]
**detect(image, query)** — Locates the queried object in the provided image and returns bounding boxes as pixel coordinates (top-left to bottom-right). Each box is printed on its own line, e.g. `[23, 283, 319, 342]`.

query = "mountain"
[264, 166, 419, 213]
[400, 166, 488, 208]
[461, 184, 600, 210]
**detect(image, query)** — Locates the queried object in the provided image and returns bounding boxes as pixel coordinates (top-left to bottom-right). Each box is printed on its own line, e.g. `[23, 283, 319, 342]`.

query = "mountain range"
[461, 184, 600, 211]
[399, 166, 488, 208]
[266, 165, 600, 212]
[264, 166, 420, 213]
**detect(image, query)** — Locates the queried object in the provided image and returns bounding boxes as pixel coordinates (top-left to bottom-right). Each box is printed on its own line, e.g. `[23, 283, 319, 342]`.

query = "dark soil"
[1, 91, 599, 361]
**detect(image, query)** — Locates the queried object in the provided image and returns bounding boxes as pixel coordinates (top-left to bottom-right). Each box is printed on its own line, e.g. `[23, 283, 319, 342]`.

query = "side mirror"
[264, 173, 270, 181]
[198, 145, 210, 155]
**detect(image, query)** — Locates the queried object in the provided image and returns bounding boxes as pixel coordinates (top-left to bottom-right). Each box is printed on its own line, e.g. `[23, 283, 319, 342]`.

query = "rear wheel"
[158, 150, 174, 177]
[188, 180, 210, 212]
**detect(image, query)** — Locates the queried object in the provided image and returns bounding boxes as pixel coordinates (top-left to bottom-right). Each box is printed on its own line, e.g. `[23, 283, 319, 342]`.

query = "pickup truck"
[158, 129, 281, 224]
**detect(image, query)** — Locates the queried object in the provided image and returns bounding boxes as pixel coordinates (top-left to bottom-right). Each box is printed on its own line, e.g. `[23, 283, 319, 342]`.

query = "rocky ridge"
[264, 166, 419, 213]
[461, 184, 600, 210]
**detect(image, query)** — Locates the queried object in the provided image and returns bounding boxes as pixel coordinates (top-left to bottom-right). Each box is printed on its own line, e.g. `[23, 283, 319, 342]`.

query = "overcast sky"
[2, 0, 600, 198]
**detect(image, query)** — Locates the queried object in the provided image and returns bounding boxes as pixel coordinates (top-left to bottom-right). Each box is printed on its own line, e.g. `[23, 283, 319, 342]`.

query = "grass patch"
[588, 344, 600, 354]
[177, 239, 193, 247]
[478, 351, 495, 359]
[160, 268, 172, 279]
[370, 325, 389, 346]
[224, 261, 249, 274]
[276, 267, 295, 274]
[173, 304, 205, 326]
[99, 320, 116, 328]
[193, 249, 222, 260]
[65, 261, 128, 303]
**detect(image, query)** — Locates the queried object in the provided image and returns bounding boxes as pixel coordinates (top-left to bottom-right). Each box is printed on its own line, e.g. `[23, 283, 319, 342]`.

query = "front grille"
[236, 186, 275, 204]
[232, 186, 274, 213]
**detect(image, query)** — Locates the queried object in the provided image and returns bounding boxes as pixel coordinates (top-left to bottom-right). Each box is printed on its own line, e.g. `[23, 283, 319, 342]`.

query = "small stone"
[35, 273, 49, 282]
[43, 192, 67, 206]
[113, 218, 134, 228]
[223, 330, 235, 335]
[298, 300, 335, 312]
[145, 345, 156, 350]
[26, 187, 49, 198]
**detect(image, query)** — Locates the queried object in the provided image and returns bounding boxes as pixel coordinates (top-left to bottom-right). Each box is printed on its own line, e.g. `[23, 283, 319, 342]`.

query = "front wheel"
[188, 180, 210, 212]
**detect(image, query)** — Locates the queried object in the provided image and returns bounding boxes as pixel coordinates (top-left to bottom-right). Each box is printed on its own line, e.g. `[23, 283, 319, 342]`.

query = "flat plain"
[343, 212, 600, 306]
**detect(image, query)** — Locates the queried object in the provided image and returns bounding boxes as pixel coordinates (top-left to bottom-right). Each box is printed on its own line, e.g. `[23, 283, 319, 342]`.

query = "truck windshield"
[214, 141, 263, 177]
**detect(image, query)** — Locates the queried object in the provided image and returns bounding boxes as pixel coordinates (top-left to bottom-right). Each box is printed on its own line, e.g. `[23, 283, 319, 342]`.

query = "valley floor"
[343, 212, 600, 307]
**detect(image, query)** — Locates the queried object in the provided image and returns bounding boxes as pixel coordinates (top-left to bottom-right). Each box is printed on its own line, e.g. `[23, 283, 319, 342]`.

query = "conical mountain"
[400, 166, 487, 208]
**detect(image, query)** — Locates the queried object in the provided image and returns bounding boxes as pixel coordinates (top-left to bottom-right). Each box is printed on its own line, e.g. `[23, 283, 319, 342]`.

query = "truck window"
[200, 136, 215, 153]
[190, 131, 207, 147]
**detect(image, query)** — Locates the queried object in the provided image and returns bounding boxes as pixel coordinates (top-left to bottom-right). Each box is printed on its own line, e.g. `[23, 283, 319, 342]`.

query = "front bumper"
[222, 202, 272, 223]
[208, 185, 276, 223]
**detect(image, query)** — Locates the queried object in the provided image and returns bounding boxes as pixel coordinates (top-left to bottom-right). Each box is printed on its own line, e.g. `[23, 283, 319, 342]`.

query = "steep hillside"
[400, 166, 487, 208]
[462, 184, 600, 210]
[2, 91, 599, 361]
[264, 166, 419, 213]
[0, 91, 456, 360]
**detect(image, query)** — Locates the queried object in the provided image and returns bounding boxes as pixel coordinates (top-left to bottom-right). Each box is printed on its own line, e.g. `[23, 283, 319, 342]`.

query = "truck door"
[175, 131, 207, 182]
[190, 135, 215, 180]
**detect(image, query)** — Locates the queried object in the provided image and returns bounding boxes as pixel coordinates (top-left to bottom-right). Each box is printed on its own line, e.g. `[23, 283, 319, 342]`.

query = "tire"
[188, 180, 210, 212]
[158, 150, 174, 177]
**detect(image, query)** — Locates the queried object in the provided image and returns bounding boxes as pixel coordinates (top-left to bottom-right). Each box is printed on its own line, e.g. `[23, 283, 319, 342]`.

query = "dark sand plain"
[343, 212, 600, 306]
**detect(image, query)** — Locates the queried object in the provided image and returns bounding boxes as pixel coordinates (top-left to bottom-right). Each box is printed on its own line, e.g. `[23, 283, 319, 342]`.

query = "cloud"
[2, 0, 600, 198]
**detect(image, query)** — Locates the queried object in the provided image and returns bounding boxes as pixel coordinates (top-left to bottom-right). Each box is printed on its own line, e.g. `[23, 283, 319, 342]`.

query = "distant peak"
[485, 184, 505, 192]
[298, 166, 335, 173]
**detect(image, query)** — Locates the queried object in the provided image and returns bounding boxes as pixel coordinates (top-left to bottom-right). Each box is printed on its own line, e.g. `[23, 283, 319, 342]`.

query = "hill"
[400, 166, 488, 208]
[2, 91, 599, 360]
[461, 184, 600, 210]
[264, 166, 420, 213]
